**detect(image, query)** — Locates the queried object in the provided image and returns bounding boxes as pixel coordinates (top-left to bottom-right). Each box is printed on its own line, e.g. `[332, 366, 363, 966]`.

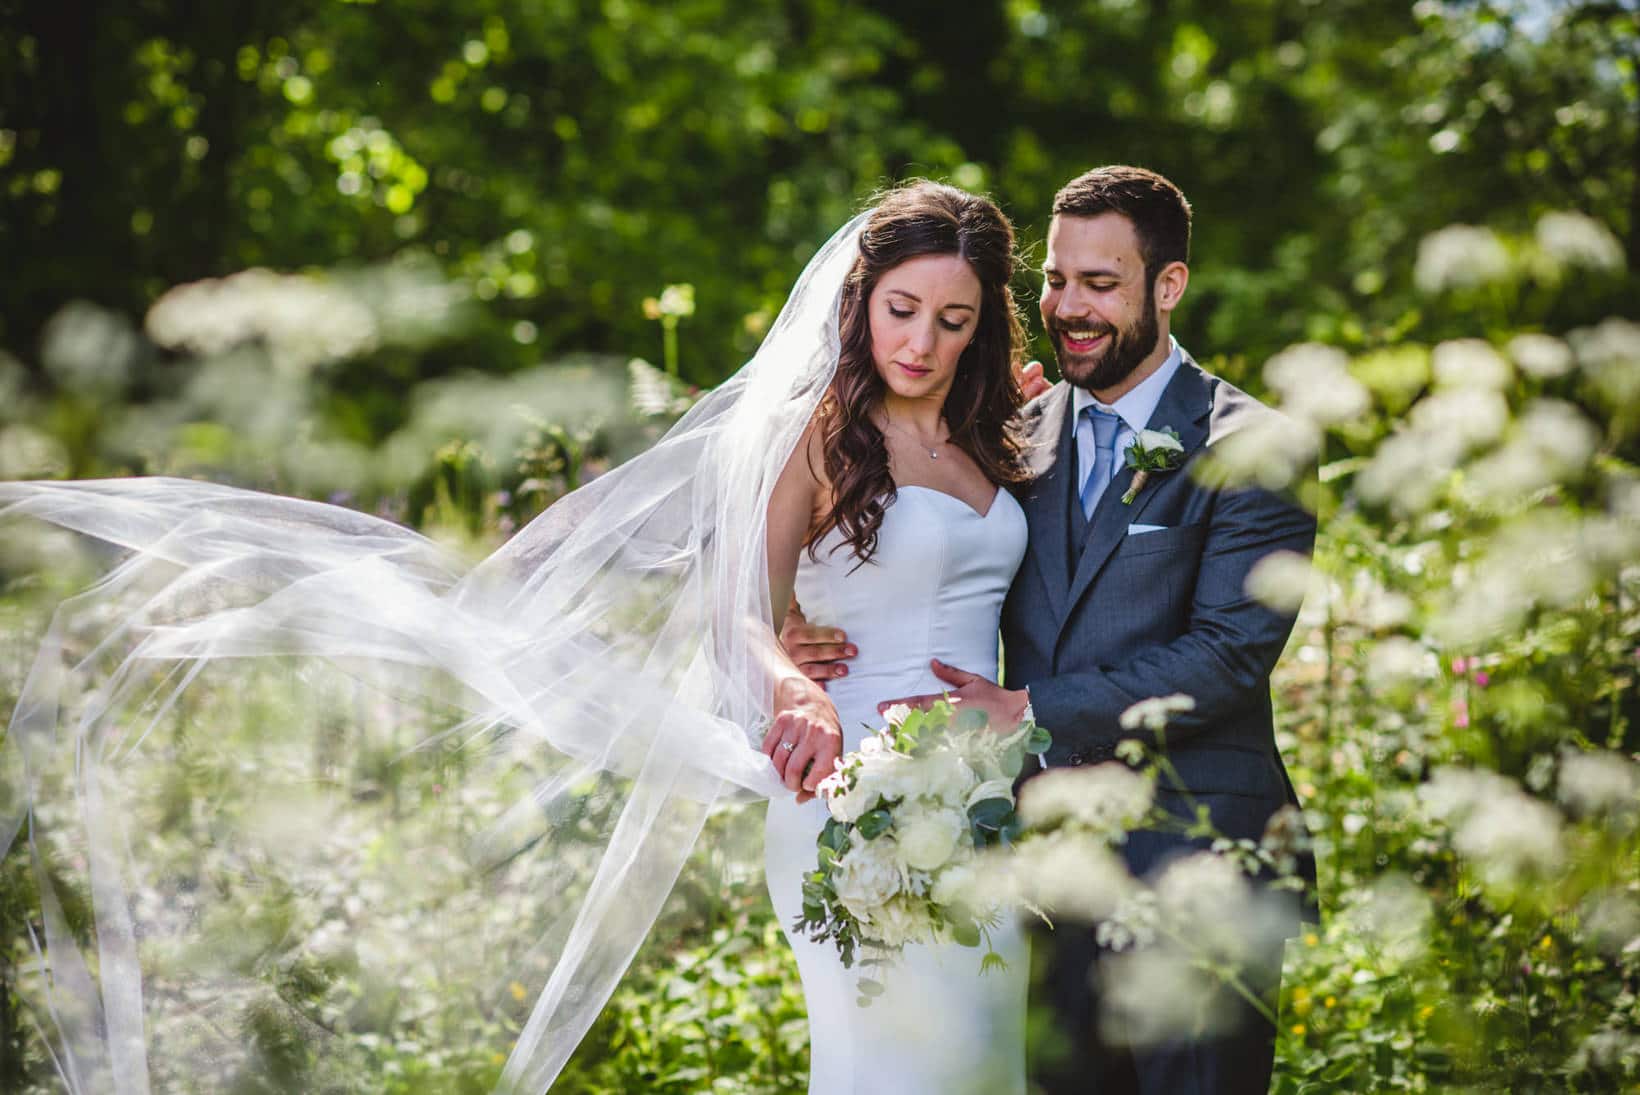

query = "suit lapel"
[1060, 357, 1215, 632]
[1016, 384, 1075, 621]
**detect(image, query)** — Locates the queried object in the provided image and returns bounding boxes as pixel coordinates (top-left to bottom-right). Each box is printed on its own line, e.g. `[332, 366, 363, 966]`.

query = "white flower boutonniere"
[1121, 427, 1186, 504]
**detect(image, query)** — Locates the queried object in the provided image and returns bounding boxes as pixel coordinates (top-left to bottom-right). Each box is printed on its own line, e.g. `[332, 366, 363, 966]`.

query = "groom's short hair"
[1052, 166, 1192, 281]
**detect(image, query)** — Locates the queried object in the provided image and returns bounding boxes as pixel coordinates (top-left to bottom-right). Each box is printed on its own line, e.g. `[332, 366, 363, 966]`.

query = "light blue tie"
[1080, 406, 1122, 519]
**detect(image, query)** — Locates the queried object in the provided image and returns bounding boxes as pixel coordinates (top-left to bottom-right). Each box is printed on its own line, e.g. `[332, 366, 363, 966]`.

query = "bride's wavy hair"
[808, 180, 1028, 564]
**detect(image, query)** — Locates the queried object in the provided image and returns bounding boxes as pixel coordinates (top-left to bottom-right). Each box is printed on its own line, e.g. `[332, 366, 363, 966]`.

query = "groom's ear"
[1154, 260, 1190, 313]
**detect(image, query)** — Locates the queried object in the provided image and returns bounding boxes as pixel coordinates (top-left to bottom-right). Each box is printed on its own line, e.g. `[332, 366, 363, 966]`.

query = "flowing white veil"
[1, 211, 869, 1092]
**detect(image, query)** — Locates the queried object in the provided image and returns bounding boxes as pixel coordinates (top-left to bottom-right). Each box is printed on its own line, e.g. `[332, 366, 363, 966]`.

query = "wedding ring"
[780, 741, 797, 752]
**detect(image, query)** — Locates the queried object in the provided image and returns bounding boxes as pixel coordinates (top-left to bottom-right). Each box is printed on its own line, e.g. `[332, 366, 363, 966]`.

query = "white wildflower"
[1557, 749, 1640, 819]
[1119, 694, 1197, 733]
[1018, 764, 1154, 838]
[1507, 333, 1574, 378]
[1365, 636, 1433, 686]
[1535, 211, 1625, 274]
[1432, 339, 1513, 390]
[1262, 343, 1370, 426]
[1153, 852, 1258, 961]
[1244, 550, 1317, 613]
[1196, 414, 1319, 491]
[1007, 831, 1135, 922]
[146, 268, 381, 375]
[1414, 225, 1513, 293]
[1420, 766, 1564, 883]
[1100, 947, 1237, 1046]
[1347, 872, 1431, 966]
[40, 300, 140, 396]
[1569, 318, 1640, 410]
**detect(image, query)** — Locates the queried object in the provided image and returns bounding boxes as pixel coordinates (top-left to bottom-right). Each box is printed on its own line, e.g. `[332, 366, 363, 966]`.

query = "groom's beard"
[1048, 285, 1161, 394]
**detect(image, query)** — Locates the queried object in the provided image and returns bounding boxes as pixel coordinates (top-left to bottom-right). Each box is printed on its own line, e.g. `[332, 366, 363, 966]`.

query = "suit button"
[1068, 754, 1085, 766]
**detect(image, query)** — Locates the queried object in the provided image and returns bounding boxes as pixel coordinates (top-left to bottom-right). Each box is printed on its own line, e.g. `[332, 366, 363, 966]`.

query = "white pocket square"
[1127, 523, 1168, 535]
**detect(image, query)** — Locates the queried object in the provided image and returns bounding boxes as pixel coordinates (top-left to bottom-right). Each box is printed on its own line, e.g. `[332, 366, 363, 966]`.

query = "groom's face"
[1041, 212, 1162, 395]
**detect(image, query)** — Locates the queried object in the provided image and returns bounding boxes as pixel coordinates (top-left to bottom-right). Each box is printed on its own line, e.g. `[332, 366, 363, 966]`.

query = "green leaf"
[856, 808, 894, 840]
[968, 797, 1013, 831]
[1001, 743, 1024, 778]
[858, 977, 884, 996]
[950, 919, 981, 947]
[1024, 725, 1052, 754]
[954, 706, 989, 733]
[818, 818, 849, 855]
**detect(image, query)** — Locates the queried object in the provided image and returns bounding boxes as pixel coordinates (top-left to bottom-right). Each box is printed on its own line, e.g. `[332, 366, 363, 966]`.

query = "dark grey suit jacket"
[1002, 353, 1315, 875]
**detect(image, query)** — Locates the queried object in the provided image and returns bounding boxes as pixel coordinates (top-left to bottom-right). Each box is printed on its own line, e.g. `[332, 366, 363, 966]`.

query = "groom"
[783, 165, 1317, 1094]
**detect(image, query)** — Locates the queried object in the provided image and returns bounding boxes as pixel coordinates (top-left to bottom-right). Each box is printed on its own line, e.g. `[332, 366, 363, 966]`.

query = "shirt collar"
[1072, 336, 1183, 434]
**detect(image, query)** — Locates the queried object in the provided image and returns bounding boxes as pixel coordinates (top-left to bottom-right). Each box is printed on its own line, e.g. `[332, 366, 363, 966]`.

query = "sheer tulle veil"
[1, 211, 869, 1092]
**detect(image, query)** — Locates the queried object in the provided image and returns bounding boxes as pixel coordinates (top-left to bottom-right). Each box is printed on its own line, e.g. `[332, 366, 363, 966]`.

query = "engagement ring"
[780, 741, 797, 751]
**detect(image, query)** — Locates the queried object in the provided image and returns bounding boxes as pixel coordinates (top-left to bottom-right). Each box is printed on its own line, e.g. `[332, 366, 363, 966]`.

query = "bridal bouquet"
[793, 699, 1050, 988]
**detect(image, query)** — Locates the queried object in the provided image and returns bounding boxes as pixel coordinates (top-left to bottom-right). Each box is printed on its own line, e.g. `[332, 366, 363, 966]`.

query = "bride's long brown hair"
[808, 181, 1028, 565]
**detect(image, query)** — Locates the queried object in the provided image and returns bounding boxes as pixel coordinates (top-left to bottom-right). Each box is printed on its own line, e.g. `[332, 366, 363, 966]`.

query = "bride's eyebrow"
[885, 289, 974, 312]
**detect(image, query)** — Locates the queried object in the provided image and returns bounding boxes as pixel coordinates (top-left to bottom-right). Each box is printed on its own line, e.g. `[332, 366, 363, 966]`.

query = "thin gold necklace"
[880, 416, 947, 460]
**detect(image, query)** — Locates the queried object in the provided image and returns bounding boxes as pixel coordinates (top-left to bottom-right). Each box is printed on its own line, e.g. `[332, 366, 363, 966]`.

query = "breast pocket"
[1114, 523, 1206, 559]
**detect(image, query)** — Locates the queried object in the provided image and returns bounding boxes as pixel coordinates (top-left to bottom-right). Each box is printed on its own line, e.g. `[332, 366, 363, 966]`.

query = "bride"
[0, 181, 1032, 1093]
[760, 181, 1032, 1093]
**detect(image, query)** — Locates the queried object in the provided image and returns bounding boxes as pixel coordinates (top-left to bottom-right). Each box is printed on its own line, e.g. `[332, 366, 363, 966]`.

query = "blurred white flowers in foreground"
[1419, 766, 1564, 885]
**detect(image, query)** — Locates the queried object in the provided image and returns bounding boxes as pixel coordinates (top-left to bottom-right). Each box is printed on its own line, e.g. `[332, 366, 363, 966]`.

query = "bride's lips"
[896, 361, 934, 379]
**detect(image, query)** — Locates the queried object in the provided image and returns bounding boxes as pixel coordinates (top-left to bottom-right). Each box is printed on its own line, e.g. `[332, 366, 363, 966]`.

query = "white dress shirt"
[1073, 336, 1184, 498]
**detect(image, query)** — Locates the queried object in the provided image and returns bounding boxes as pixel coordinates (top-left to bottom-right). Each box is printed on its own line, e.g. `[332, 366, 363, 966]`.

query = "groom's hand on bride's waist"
[877, 660, 1030, 733]
[779, 600, 856, 689]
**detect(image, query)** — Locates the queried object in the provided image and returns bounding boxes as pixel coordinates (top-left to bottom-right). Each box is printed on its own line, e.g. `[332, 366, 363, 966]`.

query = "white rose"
[1136, 428, 1183, 453]
[895, 805, 968, 872]
[831, 840, 903, 919]
[881, 704, 913, 727]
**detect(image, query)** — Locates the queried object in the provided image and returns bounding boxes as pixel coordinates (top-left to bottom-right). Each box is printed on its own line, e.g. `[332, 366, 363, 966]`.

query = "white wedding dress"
[765, 483, 1031, 1095]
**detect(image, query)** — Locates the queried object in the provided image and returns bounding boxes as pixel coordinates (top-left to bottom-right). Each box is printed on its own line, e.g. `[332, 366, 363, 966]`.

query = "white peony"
[916, 749, 977, 807]
[831, 840, 904, 920]
[894, 804, 968, 872]
[881, 703, 913, 727]
[846, 749, 906, 810]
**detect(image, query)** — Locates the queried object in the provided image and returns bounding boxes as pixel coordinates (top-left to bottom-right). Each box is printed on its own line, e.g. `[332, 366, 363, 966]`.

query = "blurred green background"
[3, 2, 1640, 1092]
[3, 0, 1634, 417]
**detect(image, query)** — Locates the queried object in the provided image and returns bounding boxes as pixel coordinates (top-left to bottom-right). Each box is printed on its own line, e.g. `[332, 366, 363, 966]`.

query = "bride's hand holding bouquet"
[764, 675, 845, 804]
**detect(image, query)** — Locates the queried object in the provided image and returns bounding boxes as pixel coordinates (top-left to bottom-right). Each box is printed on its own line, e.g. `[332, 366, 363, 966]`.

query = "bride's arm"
[760, 424, 844, 801]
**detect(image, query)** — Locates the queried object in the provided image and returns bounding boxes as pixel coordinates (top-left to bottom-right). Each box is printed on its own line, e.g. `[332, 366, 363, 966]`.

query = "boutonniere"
[1121, 427, 1186, 504]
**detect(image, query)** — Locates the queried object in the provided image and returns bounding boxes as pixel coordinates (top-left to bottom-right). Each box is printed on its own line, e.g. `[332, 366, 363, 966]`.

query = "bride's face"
[867, 252, 983, 404]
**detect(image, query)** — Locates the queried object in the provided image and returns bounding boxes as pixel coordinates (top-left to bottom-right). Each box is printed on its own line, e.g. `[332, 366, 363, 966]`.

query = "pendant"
[929, 449, 939, 459]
